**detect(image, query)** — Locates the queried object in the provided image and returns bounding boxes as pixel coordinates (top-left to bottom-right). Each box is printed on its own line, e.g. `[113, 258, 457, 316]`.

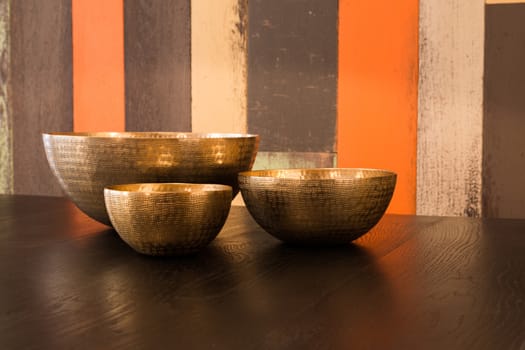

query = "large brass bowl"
[43, 132, 259, 226]
[239, 168, 396, 245]
[104, 183, 232, 256]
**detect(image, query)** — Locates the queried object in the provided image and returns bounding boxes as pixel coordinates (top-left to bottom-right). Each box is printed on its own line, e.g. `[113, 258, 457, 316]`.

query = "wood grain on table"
[0, 195, 524, 349]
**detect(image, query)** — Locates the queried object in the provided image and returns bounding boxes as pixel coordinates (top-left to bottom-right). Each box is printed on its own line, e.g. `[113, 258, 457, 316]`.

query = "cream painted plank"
[0, 0, 12, 194]
[417, 0, 484, 217]
[191, 0, 247, 133]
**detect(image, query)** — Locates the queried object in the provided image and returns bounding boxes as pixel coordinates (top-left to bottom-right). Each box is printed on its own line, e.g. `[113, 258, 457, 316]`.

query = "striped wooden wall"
[0, 0, 523, 218]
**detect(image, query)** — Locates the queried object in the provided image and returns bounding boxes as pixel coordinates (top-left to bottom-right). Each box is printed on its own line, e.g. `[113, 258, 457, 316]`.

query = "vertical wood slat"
[247, 0, 338, 153]
[337, 0, 419, 215]
[483, 4, 525, 219]
[0, 0, 11, 194]
[124, 0, 191, 132]
[11, 0, 73, 196]
[191, 0, 248, 134]
[72, 0, 125, 132]
[417, 0, 484, 217]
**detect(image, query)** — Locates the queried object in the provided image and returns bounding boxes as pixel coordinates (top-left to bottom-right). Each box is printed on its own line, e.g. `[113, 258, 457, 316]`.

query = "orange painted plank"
[337, 0, 418, 214]
[72, 0, 125, 132]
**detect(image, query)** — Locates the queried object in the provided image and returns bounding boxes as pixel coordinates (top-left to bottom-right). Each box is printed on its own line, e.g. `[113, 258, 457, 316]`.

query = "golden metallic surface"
[104, 183, 232, 256]
[239, 168, 397, 245]
[43, 132, 259, 226]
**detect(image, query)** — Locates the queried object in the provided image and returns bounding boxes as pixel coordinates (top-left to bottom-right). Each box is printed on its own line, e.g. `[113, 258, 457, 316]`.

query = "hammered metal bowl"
[239, 168, 397, 245]
[42, 132, 259, 226]
[104, 183, 232, 256]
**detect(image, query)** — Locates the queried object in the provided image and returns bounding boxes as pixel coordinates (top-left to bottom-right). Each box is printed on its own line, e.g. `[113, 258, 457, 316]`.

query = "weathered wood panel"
[483, 4, 525, 218]
[124, 0, 191, 131]
[11, 0, 73, 196]
[0, 0, 11, 194]
[191, 0, 247, 134]
[417, 0, 484, 217]
[247, 0, 337, 152]
[72, 0, 125, 132]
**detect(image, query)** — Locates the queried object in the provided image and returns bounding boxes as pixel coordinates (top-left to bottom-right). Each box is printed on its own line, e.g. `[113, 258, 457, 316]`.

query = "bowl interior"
[239, 168, 396, 181]
[44, 131, 258, 139]
[105, 183, 232, 194]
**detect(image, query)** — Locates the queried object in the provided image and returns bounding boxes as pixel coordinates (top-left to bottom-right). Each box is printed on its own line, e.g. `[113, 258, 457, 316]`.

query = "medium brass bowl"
[42, 132, 259, 226]
[239, 168, 397, 245]
[104, 183, 232, 256]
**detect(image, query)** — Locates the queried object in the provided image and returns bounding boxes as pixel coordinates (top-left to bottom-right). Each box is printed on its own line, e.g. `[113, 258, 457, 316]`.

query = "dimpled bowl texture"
[239, 168, 397, 245]
[104, 183, 232, 256]
[43, 132, 259, 226]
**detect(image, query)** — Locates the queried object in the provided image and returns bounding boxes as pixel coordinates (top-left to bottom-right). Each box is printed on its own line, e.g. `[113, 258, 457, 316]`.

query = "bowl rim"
[238, 167, 397, 180]
[104, 183, 233, 195]
[43, 131, 259, 139]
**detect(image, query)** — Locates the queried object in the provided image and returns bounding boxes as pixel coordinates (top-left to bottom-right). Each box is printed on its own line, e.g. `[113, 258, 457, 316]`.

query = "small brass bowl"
[104, 183, 232, 256]
[239, 168, 397, 245]
[43, 132, 259, 226]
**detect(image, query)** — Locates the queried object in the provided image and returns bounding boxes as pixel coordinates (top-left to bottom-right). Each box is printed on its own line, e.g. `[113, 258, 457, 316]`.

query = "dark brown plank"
[483, 4, 525, 219]
[124, 0, 191, 132]
[247, 0, 337, 152]
[10, 0, 73, 196]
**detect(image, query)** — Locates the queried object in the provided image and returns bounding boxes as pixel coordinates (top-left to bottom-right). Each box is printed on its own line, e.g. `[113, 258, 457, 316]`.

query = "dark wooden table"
[1, 195, 525, 349]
